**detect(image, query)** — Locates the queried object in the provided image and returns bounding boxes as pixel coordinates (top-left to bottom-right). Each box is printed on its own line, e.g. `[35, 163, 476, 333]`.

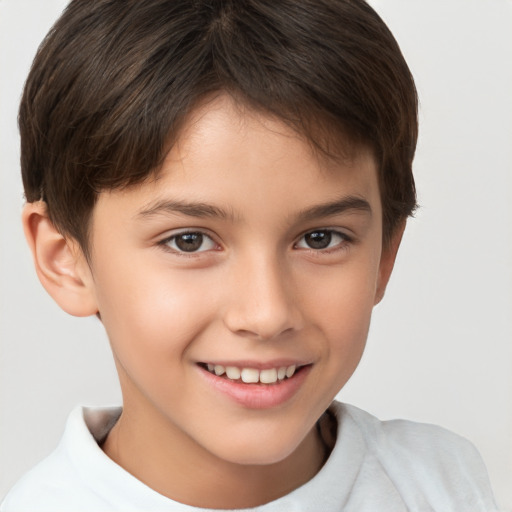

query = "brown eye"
[304, 231, 332, 249]
[163, 232, 216, 253]
[175, 233, 203, 252]
[296, 230, 349, 250]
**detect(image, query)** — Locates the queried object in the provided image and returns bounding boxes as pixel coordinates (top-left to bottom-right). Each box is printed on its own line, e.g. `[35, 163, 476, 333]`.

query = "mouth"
[198, 362, 305, 385]
[197, 361, 312, 409]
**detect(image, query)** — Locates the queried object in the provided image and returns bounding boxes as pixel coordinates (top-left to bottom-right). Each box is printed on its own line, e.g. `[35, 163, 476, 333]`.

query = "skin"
[23, 94, 403, 508]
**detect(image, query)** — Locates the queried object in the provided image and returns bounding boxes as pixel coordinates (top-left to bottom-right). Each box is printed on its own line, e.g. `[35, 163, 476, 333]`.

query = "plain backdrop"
[1, 0, 511, 508]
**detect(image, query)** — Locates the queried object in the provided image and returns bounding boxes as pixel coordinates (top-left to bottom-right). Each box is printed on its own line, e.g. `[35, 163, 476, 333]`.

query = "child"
[0, 0, 499, 510]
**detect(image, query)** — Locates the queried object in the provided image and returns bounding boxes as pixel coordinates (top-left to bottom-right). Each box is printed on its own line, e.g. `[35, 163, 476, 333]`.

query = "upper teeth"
[206, 364, 297, 384]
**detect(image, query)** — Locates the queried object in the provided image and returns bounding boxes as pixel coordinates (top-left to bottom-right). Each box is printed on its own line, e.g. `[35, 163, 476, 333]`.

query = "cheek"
[306, 252, 378, 319]
[92, 262, 218, 408]
[303, 255, 379, 365]
[319, 283, 374, 354]
[92, 255, 215, 363]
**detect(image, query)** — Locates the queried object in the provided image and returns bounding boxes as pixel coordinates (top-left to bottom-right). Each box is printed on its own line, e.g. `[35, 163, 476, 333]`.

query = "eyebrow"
[296, 196, 372, 223]
[136, 195, 371, 223]
[136, 199, 236, 221]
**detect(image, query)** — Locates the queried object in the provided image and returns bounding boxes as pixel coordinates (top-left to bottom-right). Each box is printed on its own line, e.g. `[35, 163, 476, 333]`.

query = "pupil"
[306, 231, 331, 249]
[176, 233, 203, 252]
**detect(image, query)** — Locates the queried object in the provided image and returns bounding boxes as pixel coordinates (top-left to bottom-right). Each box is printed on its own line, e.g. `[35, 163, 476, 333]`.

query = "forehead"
[94, 94, 381, 223]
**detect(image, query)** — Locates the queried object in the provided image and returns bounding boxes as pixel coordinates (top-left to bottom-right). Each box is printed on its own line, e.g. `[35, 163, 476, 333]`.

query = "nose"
[223, 254, 303, 341]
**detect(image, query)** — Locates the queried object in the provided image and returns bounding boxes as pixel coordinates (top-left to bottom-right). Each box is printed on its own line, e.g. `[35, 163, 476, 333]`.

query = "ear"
[22, 202, 99, 317]
[374, 221, 406, 305]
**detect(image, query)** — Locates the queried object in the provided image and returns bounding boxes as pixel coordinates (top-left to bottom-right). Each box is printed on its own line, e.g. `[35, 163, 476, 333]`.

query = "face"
[85, 95, 393, 470]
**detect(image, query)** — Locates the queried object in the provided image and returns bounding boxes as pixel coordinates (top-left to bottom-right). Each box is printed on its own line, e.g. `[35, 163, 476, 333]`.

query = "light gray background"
[1, 0, 511, 508]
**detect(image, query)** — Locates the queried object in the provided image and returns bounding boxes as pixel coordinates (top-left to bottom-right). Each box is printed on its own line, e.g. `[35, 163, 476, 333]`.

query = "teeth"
[225, 366, 241, 379]
[259, 368, 278, 384]
[241, 368, 260, 383]
[206, 364, 301, 383]
[285, 365, 296, 378]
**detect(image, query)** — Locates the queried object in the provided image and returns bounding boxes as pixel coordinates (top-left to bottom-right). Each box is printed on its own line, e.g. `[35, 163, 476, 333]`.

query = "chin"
[226, 448, 292, 467]
[204, 426, 311, 467]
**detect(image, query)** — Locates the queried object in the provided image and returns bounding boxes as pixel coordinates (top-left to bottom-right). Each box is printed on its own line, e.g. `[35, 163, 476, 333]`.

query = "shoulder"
[2, 456, 78, 512]
[1, 443, 89, 512]
[1, 406, 122, 512]
[337, 401, 480, 458]
[331, 402, 498, 511]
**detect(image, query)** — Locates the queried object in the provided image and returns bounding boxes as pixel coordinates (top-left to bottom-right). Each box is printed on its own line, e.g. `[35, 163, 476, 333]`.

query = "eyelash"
[158, 228, 352, 255]
[158, 231, 219, 255]
[294, 229, 352, 252]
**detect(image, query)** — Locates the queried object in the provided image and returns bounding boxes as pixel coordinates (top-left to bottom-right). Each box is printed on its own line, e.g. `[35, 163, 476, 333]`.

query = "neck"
[102, 400, 328, 509]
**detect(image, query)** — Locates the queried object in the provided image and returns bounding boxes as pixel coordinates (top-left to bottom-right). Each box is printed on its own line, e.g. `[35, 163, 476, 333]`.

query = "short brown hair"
[20, 0, 418, 256]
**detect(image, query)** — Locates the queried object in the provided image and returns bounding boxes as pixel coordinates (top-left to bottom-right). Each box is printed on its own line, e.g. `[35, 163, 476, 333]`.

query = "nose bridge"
[224, 249, 301, 340]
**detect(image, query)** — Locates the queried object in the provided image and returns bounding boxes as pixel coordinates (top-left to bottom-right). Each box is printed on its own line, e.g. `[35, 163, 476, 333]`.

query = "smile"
[203, 363, 297, 384]
[197, 361, 312, 409]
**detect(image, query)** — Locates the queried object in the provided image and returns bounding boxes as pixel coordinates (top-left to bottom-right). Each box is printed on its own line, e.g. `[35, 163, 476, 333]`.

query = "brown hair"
[20, 0, 418, 257]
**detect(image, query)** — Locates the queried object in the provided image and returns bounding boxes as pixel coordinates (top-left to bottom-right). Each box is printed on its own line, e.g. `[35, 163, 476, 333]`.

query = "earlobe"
[22, 202, 99, 317]
[374, 221, 406, 305]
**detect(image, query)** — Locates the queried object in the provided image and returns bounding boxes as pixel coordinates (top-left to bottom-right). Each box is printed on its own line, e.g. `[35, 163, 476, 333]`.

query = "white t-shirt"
[1, 402, 498, 512]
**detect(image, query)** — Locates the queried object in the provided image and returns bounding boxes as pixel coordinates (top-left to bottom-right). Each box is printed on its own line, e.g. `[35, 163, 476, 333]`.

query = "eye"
[295, 229, 349, 250]
[161, 231, 217, 253]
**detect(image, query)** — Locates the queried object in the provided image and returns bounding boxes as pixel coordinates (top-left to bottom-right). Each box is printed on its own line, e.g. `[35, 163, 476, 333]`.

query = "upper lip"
[198, 360, 311, 370]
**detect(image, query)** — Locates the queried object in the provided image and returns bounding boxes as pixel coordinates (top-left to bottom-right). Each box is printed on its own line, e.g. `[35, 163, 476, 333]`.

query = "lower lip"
[198, 365, 311, 409]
